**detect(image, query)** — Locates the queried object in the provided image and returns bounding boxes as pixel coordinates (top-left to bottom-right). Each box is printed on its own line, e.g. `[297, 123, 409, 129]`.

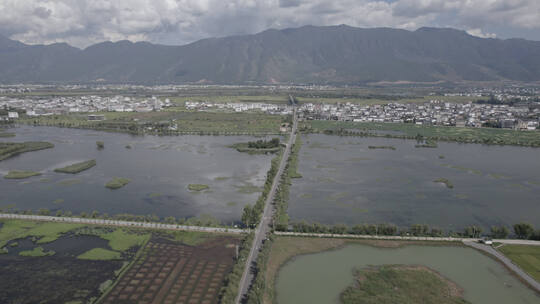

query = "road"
[0, 213, 245, 234]
[464, 241, 540, 293]
[235, 108, 298, 303]
[274, 231, 540, 246]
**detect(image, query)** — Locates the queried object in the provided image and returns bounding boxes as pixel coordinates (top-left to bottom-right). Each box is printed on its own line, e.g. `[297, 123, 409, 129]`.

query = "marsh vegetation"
[54, 159, 96, 174]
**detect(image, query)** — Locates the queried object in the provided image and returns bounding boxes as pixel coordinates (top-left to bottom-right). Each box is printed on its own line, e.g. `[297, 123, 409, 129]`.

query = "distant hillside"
[1, 25, 540, 84]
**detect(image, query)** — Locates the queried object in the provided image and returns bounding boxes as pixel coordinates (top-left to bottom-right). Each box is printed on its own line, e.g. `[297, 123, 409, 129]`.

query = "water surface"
[276, 244, 540, 304]
[290, 134, 540, 229]
[0, 126, 274, 223]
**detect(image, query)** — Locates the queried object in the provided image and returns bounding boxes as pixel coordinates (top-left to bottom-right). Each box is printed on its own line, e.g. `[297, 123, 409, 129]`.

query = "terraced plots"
[102, 236, 239, 304]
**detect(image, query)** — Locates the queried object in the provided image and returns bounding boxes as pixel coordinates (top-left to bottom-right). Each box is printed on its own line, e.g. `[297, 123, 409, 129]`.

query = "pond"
[276, 244, 540, 304]
[0, 126, 274, 223]
[289, 134, 540, 230]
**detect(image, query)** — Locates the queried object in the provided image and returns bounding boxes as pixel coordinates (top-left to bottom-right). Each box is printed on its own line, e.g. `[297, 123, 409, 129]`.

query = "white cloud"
[0, 0, 538, 48]
[466, 28, 497, 39]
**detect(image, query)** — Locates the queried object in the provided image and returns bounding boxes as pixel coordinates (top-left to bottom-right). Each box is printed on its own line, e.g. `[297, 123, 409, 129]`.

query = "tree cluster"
[247, 138, 280, 149]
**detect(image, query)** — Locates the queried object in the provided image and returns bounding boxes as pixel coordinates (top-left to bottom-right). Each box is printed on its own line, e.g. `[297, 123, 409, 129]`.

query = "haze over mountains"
[1, 25, 540, 85]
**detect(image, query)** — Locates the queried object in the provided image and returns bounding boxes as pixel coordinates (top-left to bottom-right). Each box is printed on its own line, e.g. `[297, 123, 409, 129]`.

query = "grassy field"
[18, 110, 285, 134]
[105, 177, 130, 189]
[0, 220, 84, 248]
[499, 245, 540, 283]
[306, 120, 540, 147]
[161, 230, 216, 246]
[99, 229, 150, 252]
[4, 170, 42, 179]
[341, 265, 470, 304]
[54, 160, 96, 174]
[168, 95, 289, 107]
[0, 141, 54, 161]
[19, 246, 55, 257]
[77, 248, 122, 260]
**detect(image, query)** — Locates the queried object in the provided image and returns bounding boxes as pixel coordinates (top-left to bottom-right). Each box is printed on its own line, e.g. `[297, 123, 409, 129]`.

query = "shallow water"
[4, 235, 110, 257]
[0, 126, 274, 223]
[289, 134, 540, 230]
[276, 244, 540, 304]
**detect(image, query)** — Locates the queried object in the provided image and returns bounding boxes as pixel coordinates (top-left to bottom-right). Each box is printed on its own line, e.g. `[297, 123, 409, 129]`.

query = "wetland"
[289, 134, 540, 230]
[0, 126, 274, 223]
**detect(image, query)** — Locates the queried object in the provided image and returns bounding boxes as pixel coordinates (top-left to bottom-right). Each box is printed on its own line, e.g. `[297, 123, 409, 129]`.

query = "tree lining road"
[0, 213, 245, 234]
[274, 231, 540, 245]
[235, 108, 298, 304]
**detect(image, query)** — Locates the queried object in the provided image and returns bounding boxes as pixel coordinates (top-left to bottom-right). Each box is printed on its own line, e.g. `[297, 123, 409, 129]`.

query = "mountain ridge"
[1, 25, 540, 84]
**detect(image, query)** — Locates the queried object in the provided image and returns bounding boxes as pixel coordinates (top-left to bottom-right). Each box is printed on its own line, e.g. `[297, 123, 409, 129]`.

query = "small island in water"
[229, 138, 281, 154]
[4, 170, 42, 179]
[105, 177, 131, 189]
[54, 160, 96, 174]
[188, 184, 210, 191]
[341, 265, 469, 304]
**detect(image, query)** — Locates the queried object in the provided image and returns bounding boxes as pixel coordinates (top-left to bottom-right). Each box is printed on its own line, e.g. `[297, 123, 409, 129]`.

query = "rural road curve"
[464, 241, 540, 293]
[0, 213, 246, 234]
[235, 108, 298, 303]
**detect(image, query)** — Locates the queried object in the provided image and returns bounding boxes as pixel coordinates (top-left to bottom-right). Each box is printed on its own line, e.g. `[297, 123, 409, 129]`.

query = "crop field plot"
[0, 255, 121, 304]
[0, 220, 148, 304]
[102, 235, 239, 304]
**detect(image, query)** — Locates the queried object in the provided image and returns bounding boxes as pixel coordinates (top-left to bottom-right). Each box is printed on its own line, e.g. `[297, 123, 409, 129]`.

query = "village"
[299, 100, 540, 130]
[0, 95, 171, 120]
[1, 91, 540, 131]
[186, 99, 540, 130]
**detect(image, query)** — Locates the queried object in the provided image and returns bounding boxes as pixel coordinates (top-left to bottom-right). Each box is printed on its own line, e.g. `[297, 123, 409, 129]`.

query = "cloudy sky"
[1, 0, 539, 48]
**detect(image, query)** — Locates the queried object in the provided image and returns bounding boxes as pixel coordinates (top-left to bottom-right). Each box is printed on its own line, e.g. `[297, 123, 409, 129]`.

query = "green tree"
[513, 223, 534, 239]
[351, 224, 366, 235]
[464, 225, 483, 238]
[330, 224, 348, 234]
[165, 216, 176, 224]
[410, 224, 429, 236]
[38, 208, 50, 216]
[242, 205, 254, 228]
[490, 226, 509, 239]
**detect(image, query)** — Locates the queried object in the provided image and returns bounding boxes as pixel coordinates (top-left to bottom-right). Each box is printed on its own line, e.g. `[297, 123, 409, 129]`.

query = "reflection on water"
[290, 134, 540, 230]
[0, 126, 274, 223]
[276, 244, 540, 304]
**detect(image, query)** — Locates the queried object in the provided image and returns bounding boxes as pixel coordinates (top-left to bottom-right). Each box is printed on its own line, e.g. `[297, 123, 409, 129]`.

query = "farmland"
[18, 110, 285, 135]
[0, 219, 242, 304]
[0, 220, 143, 303]
[305, 120, 540, 147]
[101, 233, 240, 304]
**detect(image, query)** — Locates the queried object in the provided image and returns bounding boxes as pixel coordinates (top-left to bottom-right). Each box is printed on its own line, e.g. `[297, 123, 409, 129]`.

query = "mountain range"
[1, 25, 540, 84]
